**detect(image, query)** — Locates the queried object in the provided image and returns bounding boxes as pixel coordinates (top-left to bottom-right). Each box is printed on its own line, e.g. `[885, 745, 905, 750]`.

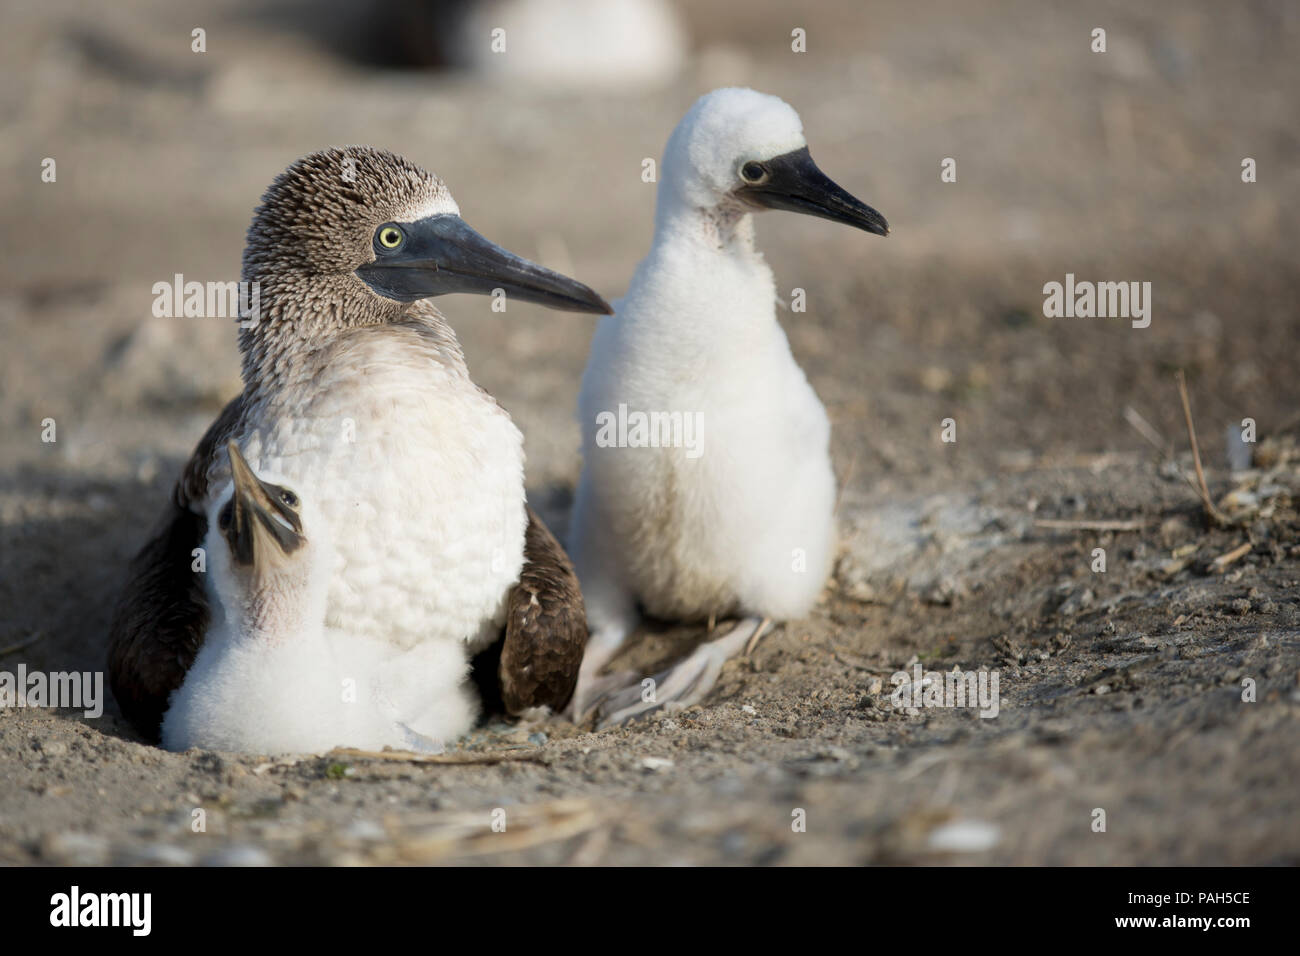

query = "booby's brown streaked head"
[239, 147, 611, 371]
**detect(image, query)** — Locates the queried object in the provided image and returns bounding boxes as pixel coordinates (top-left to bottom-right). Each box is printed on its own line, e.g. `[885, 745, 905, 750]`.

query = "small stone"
[1058, 588, 1095, 617]
[202, 845, 273, 867]
[923, 575, 964, 606]
[835, 555, 879, 603]
[342, 819, 386, 842]
[43, 832, 109, 865]
[918, 365, 953, 393]
[640, 756, 675, 772]
[122, 844, 196, 866]
[928, 820, 1000, 853]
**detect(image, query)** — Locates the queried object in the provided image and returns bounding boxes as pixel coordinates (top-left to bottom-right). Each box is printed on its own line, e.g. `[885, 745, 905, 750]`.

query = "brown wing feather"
[497, 506, 588, 714]
[107, 394, 245, 741]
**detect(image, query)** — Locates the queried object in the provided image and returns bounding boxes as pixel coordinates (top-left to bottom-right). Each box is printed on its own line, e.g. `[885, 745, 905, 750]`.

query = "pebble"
[928, 820, 1001, 853]
[923, 575, 965, 606]
[201, 844, 273, 867]
[1058, 587, 1095, 617]
[836, 555, 879, 603]
[121, 843, 196, 866]
[43, 831, 109, 865]
[342, 819, 386, 842]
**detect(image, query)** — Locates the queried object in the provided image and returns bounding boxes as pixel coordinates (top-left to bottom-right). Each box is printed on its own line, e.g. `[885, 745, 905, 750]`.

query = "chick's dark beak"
[737, 146, 889, 237]
[223, 441, 304, 567]
[356, 215, 613, 314]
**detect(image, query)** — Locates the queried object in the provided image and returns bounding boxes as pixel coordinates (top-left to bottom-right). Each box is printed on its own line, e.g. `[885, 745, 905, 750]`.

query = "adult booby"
[111, 146, 599, 748]
[568, 88, 889, 724]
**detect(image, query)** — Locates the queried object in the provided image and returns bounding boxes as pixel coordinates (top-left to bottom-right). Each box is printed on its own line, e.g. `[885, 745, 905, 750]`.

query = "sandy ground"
[1, 0, 1298, 865]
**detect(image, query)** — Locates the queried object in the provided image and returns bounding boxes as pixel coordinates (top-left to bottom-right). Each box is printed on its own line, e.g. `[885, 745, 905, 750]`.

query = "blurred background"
[0, 0, 1297, 865]
[3, 0, 1296, 491]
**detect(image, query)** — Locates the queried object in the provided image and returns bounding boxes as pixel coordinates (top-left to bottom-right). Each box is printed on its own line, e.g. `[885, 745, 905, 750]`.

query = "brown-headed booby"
[110, 146, 599, 750]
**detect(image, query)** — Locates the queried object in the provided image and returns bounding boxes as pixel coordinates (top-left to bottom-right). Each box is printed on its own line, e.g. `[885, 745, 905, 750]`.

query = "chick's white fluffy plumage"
[570, 89, 839, 689]
[162, 468, 477, 755]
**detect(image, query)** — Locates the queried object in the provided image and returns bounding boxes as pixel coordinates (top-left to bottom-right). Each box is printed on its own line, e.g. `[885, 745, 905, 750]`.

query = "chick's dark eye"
[376, 224, 404, 250]
[740, 161, 767, 184]
[280, 490, 298, 508]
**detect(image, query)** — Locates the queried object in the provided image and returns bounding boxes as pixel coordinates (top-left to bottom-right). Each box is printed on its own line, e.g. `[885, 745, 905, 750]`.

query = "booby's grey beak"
[221, 441, 304, 567]
[356, 215, 613, 314]
[737, 147, 889, 237]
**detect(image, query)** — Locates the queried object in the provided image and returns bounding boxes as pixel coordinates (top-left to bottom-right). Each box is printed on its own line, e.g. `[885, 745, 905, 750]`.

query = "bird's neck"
[629, 202, 782, 347]
[653, 196, 760, 259]
[213, 561, 328, 649]
[235, 275, 451, 404]
[237, 274, 359, 398]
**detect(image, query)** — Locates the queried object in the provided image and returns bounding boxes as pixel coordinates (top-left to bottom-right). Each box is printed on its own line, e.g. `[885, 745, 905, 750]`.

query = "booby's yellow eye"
[376, 225, 404, 250]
